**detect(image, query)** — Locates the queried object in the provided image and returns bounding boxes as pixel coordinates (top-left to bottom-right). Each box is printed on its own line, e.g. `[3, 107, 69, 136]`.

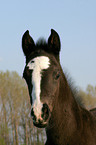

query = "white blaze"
[27, 56, 50, 120]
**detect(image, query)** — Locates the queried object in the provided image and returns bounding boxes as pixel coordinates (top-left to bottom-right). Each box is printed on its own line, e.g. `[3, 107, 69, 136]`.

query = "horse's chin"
[33, 121, 48, 128]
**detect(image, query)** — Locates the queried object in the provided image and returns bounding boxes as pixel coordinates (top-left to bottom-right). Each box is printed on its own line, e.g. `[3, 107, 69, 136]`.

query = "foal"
[22, 29, 96, 145]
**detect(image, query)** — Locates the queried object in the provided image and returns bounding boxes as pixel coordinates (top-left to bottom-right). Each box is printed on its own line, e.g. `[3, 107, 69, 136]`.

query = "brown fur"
[22, 29, 96, 145]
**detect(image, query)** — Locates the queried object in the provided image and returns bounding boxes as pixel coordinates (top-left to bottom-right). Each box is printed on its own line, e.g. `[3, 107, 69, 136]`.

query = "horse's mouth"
[33, 121, 47, 128]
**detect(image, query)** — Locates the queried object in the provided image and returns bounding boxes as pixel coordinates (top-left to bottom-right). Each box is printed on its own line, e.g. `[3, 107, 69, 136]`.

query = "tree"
[79, 85, 96, 109]
[0, 71, 46, 145]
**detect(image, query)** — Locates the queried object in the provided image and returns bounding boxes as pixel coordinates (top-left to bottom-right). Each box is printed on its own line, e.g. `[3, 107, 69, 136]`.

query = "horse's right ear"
[22, 30, 35, 57]
[48, 29, 61, 56]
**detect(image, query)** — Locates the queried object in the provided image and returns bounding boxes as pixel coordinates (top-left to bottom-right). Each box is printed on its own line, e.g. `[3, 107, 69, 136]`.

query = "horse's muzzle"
[31, 103, 50, 128]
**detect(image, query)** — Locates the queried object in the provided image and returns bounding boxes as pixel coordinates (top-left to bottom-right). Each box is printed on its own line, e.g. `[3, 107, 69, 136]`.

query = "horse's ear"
[48, 29, 61, 57]
[22, 30, 35, 57]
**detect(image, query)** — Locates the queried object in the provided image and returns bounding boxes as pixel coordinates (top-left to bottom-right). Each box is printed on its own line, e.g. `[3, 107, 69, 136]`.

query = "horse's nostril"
[31, 108, 34, 116]
[31, 108, 36, 121]
[42, 104, 48, 114]
[42, 103, 49, 121]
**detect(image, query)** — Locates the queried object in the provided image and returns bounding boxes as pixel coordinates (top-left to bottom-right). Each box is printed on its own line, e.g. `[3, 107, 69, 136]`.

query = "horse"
[22, 29, 96, 145]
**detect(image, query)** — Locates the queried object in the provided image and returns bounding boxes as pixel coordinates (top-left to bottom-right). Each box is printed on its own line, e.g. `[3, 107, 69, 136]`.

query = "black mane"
[36, 38, 47, 48]
[65, 71, 84, 107]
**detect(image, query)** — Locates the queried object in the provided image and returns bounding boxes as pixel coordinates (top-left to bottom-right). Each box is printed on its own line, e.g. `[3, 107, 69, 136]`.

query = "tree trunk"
[36, 129, 40, 145]
[12, 121, 15, 145]
[15, 119, 19, 145]
[25, 120, 28, 145]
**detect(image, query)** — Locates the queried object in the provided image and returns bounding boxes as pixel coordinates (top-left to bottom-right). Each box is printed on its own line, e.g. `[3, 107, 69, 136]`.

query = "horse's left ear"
[48, 29, 61, 58]
[22, 30, 35, 58]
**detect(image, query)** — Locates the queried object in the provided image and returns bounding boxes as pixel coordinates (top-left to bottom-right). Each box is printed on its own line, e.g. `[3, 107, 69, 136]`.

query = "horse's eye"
[53, 71, 60, 80]
[55, 72, 60, 80]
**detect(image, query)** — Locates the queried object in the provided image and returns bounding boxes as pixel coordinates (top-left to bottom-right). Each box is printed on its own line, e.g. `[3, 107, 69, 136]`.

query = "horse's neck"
[46, 76, 82, 144]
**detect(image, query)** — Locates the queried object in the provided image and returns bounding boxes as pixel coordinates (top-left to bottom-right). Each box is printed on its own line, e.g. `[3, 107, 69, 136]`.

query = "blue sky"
[0, 0, 96, 90]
